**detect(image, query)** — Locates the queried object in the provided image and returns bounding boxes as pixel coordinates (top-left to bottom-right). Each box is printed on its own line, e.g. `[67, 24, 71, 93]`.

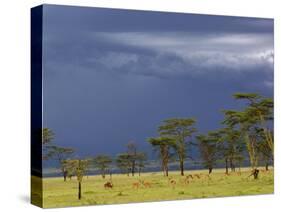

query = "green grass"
[39, 168, 274, 208]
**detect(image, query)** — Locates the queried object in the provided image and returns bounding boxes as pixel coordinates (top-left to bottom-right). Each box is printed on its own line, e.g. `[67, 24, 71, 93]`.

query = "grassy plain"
[38, 168, 273, 208]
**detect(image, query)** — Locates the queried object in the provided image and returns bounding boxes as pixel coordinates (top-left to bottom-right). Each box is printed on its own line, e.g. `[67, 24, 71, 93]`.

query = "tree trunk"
[259, 113, 274, 158]
[161, 146, 169, 177]
[230, 158, 235, 172]
[225, 158, 229, 174]
[63, 171, 67, 182]
[180, 160, 184, 176]
[208, 167, 213, 174]
[78, 182, 81, 200]
[231, 164, 236, 172]
[165, 166, 169, 177]
[238, 161, 241, 173]
[132, 161, 135, 176]
[265, 163, 269, 171]
[162, 161, 165, 176]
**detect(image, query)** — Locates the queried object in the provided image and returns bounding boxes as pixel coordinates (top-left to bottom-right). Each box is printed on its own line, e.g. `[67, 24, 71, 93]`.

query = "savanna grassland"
[34, 92, 274, 208]
[38, 168, 273, 208]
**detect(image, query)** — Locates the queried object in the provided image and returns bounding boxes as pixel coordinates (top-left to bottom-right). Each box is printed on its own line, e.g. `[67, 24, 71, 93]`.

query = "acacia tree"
[221, 93, 274, 179]
[46, 146, 74, 181]
[233, 93, 273, 157]
[74, 159, 89, 200]
[64, 159, 77, 180]
[59, 159, 89, 199]
[92, 155, 112, 179]
[42, 128, 55, 160]
[135, 152, 147, 176]
[222, 110, 259, 172]
[158, 118, 196, 176]
[196, 132, 219, 174]
[42, 128, 55, 145]
[256, 128, 273, 170]
[147, 137, 174, 176]
[116, 153, 131, 176]
[218, 127, 244, 173]
[127, 142, 137, 176]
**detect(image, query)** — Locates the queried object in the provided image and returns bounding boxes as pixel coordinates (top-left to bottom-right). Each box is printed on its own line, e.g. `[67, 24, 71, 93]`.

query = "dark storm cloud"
[44, 29, 273, 87]
[42, 4, 274, 162]
[86, 32, 273, 79]
[43, 4, 273, 33]
[43, 4, 273, 84]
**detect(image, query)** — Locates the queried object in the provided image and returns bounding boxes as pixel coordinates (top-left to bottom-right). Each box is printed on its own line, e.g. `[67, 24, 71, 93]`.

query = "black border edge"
[31, 5, 43, 208]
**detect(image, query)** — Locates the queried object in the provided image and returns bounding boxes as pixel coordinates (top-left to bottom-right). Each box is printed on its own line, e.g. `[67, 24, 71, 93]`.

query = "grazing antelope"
[204, 174, 211, 180]
[104, 181, 113, 189]
[141, 180, 152, 188]
[169, 179, 176, 189]
[193, 174, 201, 179]
[247, 169, 260, 179]
[167, 177, 174, 182]
[186, 174, 193, 180]
[182, 177, 189, 185]
[132, 181, 141, 189]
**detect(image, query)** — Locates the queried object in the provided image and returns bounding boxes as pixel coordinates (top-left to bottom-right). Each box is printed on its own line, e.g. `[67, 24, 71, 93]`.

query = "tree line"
[43, 138, 148, 180]
[43, 135, 147, 199]
[147, 93, 273, 178]
[41, 92, 273, 199]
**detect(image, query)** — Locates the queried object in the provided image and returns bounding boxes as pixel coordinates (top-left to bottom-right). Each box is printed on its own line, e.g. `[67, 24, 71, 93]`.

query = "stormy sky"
[42, 5, 274, 161]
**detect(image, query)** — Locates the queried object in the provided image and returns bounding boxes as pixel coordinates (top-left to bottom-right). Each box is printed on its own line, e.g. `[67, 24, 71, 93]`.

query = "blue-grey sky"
[42, 5, 273, 160]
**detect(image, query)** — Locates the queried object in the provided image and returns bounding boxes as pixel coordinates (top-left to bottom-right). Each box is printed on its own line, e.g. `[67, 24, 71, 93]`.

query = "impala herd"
[103, 173, 216, 190]
[102, 169, 272, 191]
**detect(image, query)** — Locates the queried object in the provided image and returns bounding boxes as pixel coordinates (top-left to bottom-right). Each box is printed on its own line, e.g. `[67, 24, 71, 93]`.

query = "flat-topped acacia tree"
[116, 143, 147, 177]
[42, 128, 55, 145]
[217, 127, 244, 174]
[147, 137, 175, 177]
[233, 93, 273, 158]
[127, 141, 138, 176]
[38, 128, 54, 160]
[46, 145, 74, 181]
[116, 153, 132, 176]
[255, 127, 273, 170]
[62, 159, 89, 200]
[76, 159, 89, 200]
[63, 159, 77, 180]
[135, 152, 147, 176]
[221, 93, 273, 179]
[222, 110, 259, 171]
[196, 132, 220, 174]
[158, 118, 196, 176]
[92, 155, 112, 179]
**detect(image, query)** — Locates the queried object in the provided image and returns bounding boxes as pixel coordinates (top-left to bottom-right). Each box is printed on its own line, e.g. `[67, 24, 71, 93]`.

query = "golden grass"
[39, 167, 274, 208]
